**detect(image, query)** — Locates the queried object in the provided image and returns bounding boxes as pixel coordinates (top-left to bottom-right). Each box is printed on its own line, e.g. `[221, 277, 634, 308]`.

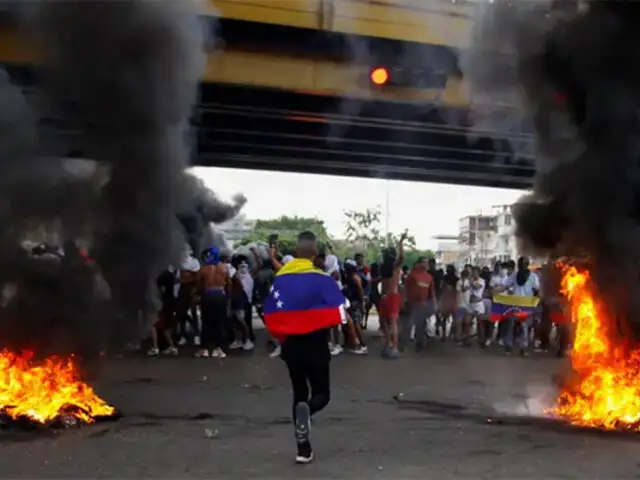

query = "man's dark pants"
[280, 329, 331, 421]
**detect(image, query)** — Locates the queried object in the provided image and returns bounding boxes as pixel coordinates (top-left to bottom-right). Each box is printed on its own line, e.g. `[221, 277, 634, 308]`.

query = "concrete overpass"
[0, 0, 535, 189]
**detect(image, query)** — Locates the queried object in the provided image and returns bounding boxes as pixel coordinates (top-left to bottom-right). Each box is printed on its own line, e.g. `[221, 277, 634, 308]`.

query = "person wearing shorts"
[379, 232, 408, 358]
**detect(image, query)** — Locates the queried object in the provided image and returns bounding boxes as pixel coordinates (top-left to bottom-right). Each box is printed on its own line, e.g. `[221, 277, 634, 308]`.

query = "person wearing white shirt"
[502, 257, 540, 355]
[228, 257, 255, 352]
[460, 267, 486, 346]
[493, 259, 516, 344]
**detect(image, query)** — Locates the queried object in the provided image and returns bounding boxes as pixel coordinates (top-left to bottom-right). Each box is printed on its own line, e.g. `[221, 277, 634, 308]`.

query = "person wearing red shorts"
[379, 232, 407, 359]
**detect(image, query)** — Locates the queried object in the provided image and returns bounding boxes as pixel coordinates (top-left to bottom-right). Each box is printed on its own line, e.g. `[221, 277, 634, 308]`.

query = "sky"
[192, 167, 525, 250]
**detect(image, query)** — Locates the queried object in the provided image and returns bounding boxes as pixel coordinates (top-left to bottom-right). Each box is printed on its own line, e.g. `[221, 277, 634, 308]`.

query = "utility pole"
[384, 180, 390, 247]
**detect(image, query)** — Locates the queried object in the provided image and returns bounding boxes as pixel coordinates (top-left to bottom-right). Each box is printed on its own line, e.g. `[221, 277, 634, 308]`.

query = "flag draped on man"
[491, 294, 540, 322]
[264, 258, 346, 338]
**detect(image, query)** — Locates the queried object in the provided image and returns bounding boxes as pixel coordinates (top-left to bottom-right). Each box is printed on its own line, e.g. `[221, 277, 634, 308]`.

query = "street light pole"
[384, 179, 390, 247]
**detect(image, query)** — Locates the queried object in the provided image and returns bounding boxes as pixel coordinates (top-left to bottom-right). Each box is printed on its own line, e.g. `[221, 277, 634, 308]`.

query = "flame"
[0, 349, 115, 424]
[550, 265, 640, 429]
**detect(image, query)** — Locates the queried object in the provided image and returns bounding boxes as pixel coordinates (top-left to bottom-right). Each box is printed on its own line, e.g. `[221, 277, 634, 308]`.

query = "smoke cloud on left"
[0, 0, 244, 357]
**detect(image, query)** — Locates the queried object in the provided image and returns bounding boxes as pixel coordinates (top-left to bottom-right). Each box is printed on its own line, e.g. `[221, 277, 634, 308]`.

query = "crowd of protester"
[137, 234, 570, 360]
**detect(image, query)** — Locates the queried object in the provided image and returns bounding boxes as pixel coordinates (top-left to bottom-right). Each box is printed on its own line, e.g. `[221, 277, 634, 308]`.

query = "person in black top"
[148, 268, 179, 356]
[364, 262, 381, 329]
[343, 259, 368, 354]
[437, 265, 459, 339]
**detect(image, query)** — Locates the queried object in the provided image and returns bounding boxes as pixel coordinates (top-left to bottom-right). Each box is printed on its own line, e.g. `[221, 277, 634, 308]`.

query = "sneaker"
[505, 346, 513, 355]
[212, 348, 227, 359]
[520, 348, 529, 357]
[381, 346, 399, 359]
[294, 402, 311, 444]
[177, 337, 187, 346]
[329, 344, 342, 356]
[229, 340, 243, 350]
[162, 346, 178, 356]
[295, 441, 314, 464]
[193, 335, 201, 347]
[243, 340, 254, 351]
[269, 345, 281, 358]
[195, 348, 209, 358]
[483, 339, 492, 348]
[351, 345, 368, 355]
[147, 347, 159, 357]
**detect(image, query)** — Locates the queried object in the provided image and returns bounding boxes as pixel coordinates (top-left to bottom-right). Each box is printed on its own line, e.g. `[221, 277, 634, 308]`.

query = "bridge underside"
[197, 84, 535, 189]
[4, 65, 535, 190]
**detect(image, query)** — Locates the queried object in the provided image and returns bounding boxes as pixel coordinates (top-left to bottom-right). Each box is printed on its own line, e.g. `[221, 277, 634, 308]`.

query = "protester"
[176, 248, 201, 347]
[263, 231, 345, 464]
[379, 232, 407, 359]
[148, 267, 179, 356]
[502, 257, 540, 355]
[402, 257, 437, 351]
[198, 247, 229, 358]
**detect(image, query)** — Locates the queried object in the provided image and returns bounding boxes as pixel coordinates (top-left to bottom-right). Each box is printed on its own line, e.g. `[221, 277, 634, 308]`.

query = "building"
[489, 205, 518, 262]
[456, 204, 547, 266]
[435, 240, 464, 267]
[458, 214, 496, 265]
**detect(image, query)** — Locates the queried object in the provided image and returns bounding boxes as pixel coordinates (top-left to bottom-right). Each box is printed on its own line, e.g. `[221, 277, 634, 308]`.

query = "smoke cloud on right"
[467, 1, 640, 331]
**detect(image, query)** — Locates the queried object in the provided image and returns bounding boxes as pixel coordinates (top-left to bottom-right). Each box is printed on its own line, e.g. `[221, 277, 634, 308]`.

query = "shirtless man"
[379, 232, 407, 359]
[198, 246, 230, 358]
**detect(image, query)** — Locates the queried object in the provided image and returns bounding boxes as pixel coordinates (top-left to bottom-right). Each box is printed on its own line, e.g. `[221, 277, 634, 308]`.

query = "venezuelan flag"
[264, 258, 345, 338]
[491, 294, 540, 322]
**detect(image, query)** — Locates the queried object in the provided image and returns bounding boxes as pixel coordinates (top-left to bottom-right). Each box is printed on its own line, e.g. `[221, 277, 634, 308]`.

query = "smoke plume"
[469, 0, 640, 332]
[0, 0, 244, 356]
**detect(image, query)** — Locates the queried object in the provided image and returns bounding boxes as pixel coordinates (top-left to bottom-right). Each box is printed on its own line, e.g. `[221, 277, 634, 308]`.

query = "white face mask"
[501, 269, 508, 277]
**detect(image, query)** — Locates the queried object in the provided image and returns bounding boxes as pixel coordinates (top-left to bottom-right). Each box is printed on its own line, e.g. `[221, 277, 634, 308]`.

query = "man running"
[263, 231, 345, 464]
[199, 247, 229, 358]
[379, 232, 407, 358]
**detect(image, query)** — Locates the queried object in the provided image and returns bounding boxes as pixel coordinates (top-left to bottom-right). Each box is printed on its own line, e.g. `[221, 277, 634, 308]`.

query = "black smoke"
[0, 0, 244, 357]
[470, 0, 640, 334]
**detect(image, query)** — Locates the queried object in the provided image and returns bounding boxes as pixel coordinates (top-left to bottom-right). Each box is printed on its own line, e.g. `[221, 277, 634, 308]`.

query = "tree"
[344, 207, 382, 257]
[254, 216, 330, 239]
[403, 249, 436, 268]
[236, 215, 332, 255]
[343, 208, 423, 263]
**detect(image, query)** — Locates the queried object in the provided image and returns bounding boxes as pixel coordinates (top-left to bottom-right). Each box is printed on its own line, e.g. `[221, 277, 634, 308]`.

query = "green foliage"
[403, 249, 436, 268]
[342, 208, 423, 263]
[236, 215, 331, 255]
[344, 207, 382, 253]
[236, 212, 431, 264]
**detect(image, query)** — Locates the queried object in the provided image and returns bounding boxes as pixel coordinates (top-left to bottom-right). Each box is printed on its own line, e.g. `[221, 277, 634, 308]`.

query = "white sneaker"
[212, 348, 226, 359]
[177, 337, 187, 346]
[162, 346, 178, 356]
[351, 345, 368, 355]
[147, 347, 159, 357]
[269, 345, 281, 358]
[330, 344, 342, 356]
[243, 340, 254, 351]
[195, 348, 209, 358]
[193, 335, 201, 347]
[229, 340, 243, 350]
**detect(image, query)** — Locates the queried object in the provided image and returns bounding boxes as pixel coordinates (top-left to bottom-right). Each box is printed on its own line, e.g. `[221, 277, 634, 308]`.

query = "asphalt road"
[1, 332, 639, 479]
